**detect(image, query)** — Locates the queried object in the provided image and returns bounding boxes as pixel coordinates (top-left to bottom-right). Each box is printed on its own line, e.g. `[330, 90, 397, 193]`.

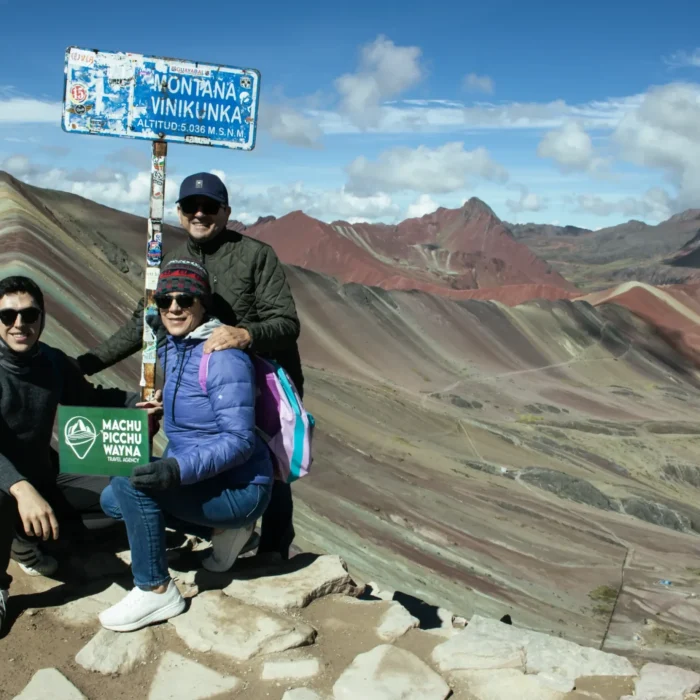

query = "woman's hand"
[137, 390, 163, 438]
[136, 389, 163, 416]
[131, 458, 181, 490]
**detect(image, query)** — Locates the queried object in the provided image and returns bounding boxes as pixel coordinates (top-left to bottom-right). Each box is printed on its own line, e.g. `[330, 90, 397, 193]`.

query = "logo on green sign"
[65, 416, 98, 459]
[58, 406, 150, 476]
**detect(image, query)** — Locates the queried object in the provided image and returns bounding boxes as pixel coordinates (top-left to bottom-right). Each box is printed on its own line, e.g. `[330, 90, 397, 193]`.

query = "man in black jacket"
[77, 172, 304, 561]
[0, 276, 145, 633]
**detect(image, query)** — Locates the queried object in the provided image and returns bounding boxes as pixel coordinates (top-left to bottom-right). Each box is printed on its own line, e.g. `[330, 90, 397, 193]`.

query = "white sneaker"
[99, 579, 185, 632]
[202, 523, 255, 573]
[12, 540, 58, 577]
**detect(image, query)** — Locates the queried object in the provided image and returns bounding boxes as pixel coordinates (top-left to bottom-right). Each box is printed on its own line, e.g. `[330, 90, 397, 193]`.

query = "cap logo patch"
[195, 179, 203, 188]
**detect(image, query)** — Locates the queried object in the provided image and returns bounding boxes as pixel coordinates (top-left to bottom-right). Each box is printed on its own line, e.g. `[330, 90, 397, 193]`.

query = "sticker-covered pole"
[141, 139, 167, 401]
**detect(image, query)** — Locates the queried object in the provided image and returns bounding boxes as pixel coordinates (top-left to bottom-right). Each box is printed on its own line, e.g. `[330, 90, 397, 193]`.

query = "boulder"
[332, 644, 451, 700]
[75, 628, 155, 675]
[170, 590, 317, 661]
[463, 614, 636, 684]
[453, 669, 566, 700]
[432, 635, 525, 673]
[376, 602, 420, 642]
[224, 554, 360, 612]
[627, 662, 700, 700]
[13, 668, 86, 700]
[149, 652, 241, 700]
[261, 659, 321, 681]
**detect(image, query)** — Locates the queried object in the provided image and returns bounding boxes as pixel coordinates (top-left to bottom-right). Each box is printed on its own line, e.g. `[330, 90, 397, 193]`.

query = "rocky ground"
[1, 531, 699, 700]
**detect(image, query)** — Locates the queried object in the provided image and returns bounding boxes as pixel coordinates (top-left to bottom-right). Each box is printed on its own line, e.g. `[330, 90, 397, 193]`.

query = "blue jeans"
[101, 476, 272, 589]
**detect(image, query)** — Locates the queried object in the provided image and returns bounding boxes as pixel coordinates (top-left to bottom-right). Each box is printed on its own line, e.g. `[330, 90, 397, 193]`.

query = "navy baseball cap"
[177, 172, 228, 205]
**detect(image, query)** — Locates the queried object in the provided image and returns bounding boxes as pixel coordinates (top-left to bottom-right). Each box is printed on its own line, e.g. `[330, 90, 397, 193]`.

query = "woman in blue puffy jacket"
[98, 260, 273, 632]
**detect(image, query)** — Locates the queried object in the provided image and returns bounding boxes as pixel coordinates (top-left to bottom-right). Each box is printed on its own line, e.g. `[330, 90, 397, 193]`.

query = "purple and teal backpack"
[199, 352, 315, 483]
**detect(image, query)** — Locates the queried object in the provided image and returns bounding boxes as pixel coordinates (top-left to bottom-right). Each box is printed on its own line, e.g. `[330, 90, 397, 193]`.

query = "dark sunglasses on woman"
[0, 307, 42, 326]
[154, 294, 197, 310]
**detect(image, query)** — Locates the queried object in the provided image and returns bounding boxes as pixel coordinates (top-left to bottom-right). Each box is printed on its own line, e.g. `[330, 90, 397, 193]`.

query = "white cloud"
[406, 194, 439, 218]
[665, 49, 700, 68]
[335, 35, 424, 128]
[0, 96, 61, 123]
[613, 82, 700, 209]
[231, 182, 399, 223]
[506, 187, 547, 213]
[1, 155, 174, 214]
[1, 154, 40, 176]
[3, 155, 398, 225]
[346, 142, 509, 196]
[259, 103, 323, 148]
[309, 94, 642, 135]
[574, 187, 673, 220]
[537, 121, 610, 174]
[463, 73, 494, 94]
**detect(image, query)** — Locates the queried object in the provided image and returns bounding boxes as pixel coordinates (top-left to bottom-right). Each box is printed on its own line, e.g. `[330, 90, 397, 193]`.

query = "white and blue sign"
[61, 47, 260, 150]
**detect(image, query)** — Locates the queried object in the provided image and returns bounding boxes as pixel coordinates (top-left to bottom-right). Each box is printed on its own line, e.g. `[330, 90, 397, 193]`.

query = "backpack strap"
[198, 352, 212, 394]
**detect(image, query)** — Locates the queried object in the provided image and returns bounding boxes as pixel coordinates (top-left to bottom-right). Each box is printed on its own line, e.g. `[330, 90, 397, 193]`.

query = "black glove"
[130, 458, 181, 490]
[73, 352, 104, 377]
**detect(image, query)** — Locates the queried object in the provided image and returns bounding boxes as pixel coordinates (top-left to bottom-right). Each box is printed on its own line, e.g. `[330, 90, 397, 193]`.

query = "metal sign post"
[60, 46, 260, 398]
[142, 140, 167, 401]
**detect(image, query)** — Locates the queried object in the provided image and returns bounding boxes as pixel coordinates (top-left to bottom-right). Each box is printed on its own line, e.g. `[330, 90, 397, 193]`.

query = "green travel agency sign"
[58, 406, 150, 476]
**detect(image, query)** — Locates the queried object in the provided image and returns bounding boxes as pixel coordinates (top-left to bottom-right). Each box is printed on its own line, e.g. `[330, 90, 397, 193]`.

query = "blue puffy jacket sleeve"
[176, 349, 257, 485]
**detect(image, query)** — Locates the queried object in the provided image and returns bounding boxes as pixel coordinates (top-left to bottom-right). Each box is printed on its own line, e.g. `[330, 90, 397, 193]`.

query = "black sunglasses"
[154, 294, 197, 310]
[179, 198, 223, 216]
[0, 306, 42, 327]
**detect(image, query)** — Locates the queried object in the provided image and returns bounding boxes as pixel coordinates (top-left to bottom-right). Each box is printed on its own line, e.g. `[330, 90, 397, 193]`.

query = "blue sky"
[1, 0, 700, 229]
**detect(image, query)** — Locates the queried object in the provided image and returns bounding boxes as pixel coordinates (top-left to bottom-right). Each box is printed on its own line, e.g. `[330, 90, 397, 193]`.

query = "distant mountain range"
[230, 197, 574, 297]
[230, 196, 700, 293]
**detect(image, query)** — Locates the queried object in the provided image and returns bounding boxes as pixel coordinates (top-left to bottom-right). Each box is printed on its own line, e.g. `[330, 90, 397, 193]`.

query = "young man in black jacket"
[0, 276, 149, 633]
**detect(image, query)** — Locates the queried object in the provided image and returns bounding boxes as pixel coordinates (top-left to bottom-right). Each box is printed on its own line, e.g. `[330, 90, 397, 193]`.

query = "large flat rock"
[149, 652, 241, 700]
[463, 614, 637, 684]
[224, 554, 360, 612]
[170, 590, 317, 661]
[261, 659, 321, 681]
[332, 644, 451, 700]
[432, 634, 525, 672]
[75, 628, 155, 675]
[376, 601, 420, 642]
[622, 661, 700, 700]
[453, 669, 566, 700]
[13, 669, 86, 700]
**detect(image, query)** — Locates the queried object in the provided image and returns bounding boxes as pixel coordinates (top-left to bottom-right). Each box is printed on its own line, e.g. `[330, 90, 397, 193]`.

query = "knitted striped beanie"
[155, 260, 211, 303]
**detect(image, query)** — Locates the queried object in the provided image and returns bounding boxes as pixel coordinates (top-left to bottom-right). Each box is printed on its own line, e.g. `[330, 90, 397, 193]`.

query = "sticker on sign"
[61, 46, 260, 150]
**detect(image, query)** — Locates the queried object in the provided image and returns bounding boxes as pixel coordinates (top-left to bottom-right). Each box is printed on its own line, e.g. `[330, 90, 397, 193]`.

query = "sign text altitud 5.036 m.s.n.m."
[61, 47, 260, 150]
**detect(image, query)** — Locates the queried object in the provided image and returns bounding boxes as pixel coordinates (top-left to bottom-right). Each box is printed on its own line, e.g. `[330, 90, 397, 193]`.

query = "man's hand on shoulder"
[9, 481, 59, 541]
[203, 326, 252, 353]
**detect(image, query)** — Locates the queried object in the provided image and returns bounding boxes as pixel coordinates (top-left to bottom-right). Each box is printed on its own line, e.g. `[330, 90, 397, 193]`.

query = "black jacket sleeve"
[60, 354, 140, 409]
[0, 447, 26, 494]
[237, 245, 301, 352]
[76, 298, 144, 376]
